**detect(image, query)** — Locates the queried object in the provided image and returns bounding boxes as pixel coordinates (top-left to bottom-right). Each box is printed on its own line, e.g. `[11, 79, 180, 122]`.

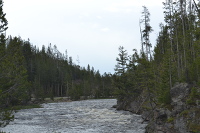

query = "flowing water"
[1, 99, 147, 133]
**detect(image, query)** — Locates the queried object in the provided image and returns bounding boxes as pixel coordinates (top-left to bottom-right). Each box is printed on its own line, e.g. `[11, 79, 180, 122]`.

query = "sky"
[3, 0, 165, 74]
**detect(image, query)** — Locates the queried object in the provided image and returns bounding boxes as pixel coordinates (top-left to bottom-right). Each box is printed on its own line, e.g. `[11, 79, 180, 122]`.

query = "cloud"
[4, 0, 165, 74]
[125, 9, 133, 13]
[113, 0, 164, 7]
[104, 0, 164, 14]
[96, 16, 103, 19]
[101, 28, 110, 32]
[91, 23, 99, 29]
[79, 13, 90, 19]
[105, 7, 120, 13]
[104, 7, 133, 14]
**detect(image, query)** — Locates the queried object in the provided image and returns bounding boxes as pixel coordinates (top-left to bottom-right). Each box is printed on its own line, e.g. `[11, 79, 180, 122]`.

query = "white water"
[1, 99, 147, 133]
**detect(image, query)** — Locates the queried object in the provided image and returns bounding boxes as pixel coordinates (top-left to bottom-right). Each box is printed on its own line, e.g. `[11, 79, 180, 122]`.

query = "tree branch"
[1, 83, 18, 94]
[193, 0, 200, 15]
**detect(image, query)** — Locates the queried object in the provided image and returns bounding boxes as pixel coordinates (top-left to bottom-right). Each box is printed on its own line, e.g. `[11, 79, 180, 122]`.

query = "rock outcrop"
[115, 83, 200, 133]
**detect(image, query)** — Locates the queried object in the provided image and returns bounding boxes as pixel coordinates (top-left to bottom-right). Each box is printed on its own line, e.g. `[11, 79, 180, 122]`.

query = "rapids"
[1, 99, 147, 133]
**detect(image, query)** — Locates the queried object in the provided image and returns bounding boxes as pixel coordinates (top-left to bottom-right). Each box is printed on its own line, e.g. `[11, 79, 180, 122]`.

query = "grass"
[188, 123, 200, 133]
[11, 104, 42, 111]
[166, 117, 174, 123]
[180, 110, 189, 117]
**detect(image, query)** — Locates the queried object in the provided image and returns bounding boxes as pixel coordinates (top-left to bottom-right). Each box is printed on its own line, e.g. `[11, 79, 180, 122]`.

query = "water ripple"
[2, 99, 147, 133]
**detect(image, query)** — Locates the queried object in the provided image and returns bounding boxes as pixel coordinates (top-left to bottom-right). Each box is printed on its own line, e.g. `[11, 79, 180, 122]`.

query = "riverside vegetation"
[113, 1, 200, 133]
[1, 0, 200, 133]
[0, 0, 113, 129]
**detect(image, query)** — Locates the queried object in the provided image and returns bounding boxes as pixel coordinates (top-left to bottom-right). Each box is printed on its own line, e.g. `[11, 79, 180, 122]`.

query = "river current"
[1, 99, 147, 133]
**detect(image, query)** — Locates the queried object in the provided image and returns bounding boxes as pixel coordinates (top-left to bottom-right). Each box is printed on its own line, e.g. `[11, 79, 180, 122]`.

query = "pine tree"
[140, 6, 153, 60]
[3, 37, 30, 105]
[0, 0, 13, 128]
[114, 46, 128, 75]
[0, 0, 8, 94]
[0, 0, 7, 33]
[113, 46, 131, 102]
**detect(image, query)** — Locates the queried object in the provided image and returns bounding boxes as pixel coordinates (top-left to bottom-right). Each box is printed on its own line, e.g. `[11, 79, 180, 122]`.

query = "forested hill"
[0, 36, 113, 106]
[0, 0, 114, 127]
[112, 2, 200, 133]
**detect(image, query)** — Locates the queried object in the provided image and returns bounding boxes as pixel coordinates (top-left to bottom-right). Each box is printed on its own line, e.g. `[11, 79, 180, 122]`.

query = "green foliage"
[0, 35, 114, 127]
[113, 46, 155, 105]
[180, 110, 189, 117]
[69, 81, 83, 100]
[166, 117, 174, 123]
[113, 2, 200, 113]
[11, 104, 41, 111]
[0, 0, 113, 128]
[0, 1, 23, 128]
[188, 123, 200, 133]
[114, 46, 128, 75]
[0, 0, 8, 33]
[24, 43, 113, 100]
[187, 87, 200, 105]
[113, 46, 129, 101]
[190, 87, 200, 99]
[0, 110, 14, 128]
[140, 6, 153, 60]
[186, 98, 196, 105]
[0, 37, 31, 106]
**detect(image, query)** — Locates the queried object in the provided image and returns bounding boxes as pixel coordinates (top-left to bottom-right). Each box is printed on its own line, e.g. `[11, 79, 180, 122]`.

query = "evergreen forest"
[0, 0, 113, 127]
[1, 0, 200, 132]
[113, 0, 200, 107]
[113, 1, 200, 132]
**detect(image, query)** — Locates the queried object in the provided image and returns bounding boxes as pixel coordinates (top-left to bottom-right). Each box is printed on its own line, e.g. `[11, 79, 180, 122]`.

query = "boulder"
[170, 83, 190, 113]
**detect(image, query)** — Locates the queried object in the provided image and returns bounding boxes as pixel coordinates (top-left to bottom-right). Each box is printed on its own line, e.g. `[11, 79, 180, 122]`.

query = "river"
[1, 99, 147, 133]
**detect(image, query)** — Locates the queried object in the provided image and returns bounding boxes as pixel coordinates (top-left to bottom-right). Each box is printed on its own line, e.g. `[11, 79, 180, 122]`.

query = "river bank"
[115, 83, 200, 133]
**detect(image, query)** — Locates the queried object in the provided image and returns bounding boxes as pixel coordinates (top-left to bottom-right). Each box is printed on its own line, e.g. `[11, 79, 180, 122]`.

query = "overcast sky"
[4, 0, 165, 74]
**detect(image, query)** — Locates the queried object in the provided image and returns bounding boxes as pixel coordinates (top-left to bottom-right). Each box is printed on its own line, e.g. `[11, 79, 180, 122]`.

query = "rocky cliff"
[115, 83, 200, 133]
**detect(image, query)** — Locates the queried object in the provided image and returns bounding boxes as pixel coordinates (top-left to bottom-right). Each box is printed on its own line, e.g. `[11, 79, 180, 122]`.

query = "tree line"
[0, 0, 113, 127]
[0, 36, 113, 105]
[113, 0, 200, 107]
[2, 0, 200, 130]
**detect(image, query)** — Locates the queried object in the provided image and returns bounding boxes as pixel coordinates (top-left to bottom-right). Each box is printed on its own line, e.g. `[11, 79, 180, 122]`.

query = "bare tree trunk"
[180, 4, 187, 70]
[57, 84, 59, 96]
[60, 84, 63, 97]
[192, 0, 200, 15]
[175, 25, 180, 78]
[139, 20, 144, 53]
[66, 81, 69, 97]
[169, 0, 173, 89]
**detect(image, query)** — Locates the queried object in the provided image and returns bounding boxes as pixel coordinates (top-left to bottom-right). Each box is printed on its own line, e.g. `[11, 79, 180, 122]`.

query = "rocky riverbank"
[114, 83, 200, 133]
[29, 97, 72, 104]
